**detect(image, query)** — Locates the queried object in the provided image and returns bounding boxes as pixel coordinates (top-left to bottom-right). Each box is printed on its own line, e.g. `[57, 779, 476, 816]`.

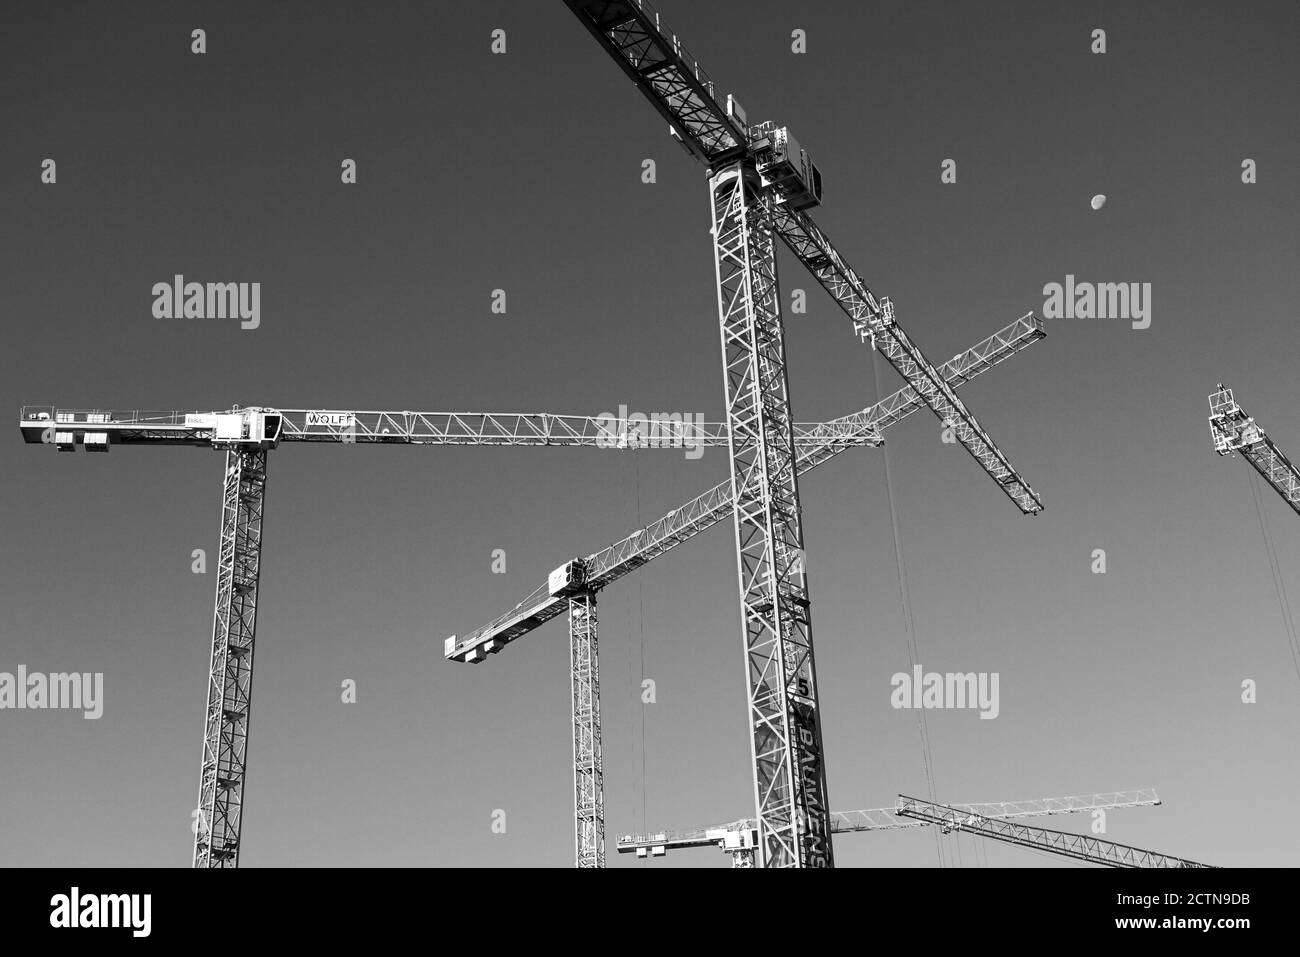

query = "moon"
[1091, 193, 1107, 210]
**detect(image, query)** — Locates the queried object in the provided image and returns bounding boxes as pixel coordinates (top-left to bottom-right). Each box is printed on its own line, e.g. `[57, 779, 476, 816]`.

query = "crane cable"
[1247, 468, 1300, 685]
[622, 442, 649, 837]
[635, 445, 647, 833]
[869, 344, 946, 867]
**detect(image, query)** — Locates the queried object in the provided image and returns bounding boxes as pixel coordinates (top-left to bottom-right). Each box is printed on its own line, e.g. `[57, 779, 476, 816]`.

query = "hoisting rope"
[1247, 469, 1300, 685]
[635, 444, 647, 834]
[869, 344, 946, 867]
[620, 437, 649, 837]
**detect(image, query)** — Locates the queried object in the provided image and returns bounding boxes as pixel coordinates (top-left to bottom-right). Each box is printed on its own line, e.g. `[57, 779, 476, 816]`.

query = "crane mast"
[569, 592, 604, 868]
[195, 450, 267, 867]
[1208, 385, 1300, 516]
[896, 796, 1216, 868]
[710, 159, 830, 867]
[562, 0, 1043, 866]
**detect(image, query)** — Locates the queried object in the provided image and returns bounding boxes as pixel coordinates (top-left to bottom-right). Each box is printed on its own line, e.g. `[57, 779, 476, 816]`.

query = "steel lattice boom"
[564, 0, 1041, 516]
[19, 406, 879, 451]
[616, 789, 1161, 860]
[771, 207, 1043, 514]
[564, 0, 746, 166]
[896, 796, 1215, 868]
[447, 312, 1044, 664]
[447, 313, 1044, 867]
[1208, 385, 1300, 517]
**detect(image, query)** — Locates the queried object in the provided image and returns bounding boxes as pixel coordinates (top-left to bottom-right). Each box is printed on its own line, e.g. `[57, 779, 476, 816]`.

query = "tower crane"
[20, 404, 878, 868]
[446, 311, 1047, 866]
[551, 0, 1045, 867]
[896, 796, 1216, 868]
[618, 789, 1161, 867]
[1208, 385, 1300, 516]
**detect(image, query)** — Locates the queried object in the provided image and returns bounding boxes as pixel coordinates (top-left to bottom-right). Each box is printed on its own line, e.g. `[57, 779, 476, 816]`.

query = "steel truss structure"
[194, 450, 267, 867]
[18, 406, 879, 451]
[710, 162, 831, 866]
[22, 402, 869, 867]
[616, 789, 1162, 862]
[22, 0, 1053, 870]
[549, 0, 1044, 867]
[896, 796, 1215, 868]
[569, 593, 604, 867]
[1209, 385, 1300, 516]
[448, 313, 1044, 663]
[565, 1, 1041, 511]
[448, 313, 1046, 865]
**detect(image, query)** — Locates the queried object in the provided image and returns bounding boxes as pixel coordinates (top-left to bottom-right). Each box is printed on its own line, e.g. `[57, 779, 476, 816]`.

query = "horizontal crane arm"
[19, 407, 880, 452]
[896, 795, 1214, 868]
[446, 313, 1045, 662]
[616, 789, 1160, 855]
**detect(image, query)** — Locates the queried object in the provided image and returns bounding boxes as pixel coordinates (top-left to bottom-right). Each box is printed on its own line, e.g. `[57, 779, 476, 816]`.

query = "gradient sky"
[2, 0, 1298, 868]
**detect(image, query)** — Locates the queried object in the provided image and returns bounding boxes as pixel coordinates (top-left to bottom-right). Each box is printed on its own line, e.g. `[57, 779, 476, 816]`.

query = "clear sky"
[1, 0, 1297, 867]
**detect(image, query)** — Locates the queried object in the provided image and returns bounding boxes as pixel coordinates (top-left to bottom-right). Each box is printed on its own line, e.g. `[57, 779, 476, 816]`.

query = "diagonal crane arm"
[770, 207, 1043, 514]
[1208, 385, 1300, 517]
[833, 789, 1163, 833]
[617, 789, 1161, 859]
[446, 312, 1045, 663]
[896, 795, 1215, 868]
[445, 313, 1043, 867]
[564, 0, 746, 165]
[563, 0, 1043, 516]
